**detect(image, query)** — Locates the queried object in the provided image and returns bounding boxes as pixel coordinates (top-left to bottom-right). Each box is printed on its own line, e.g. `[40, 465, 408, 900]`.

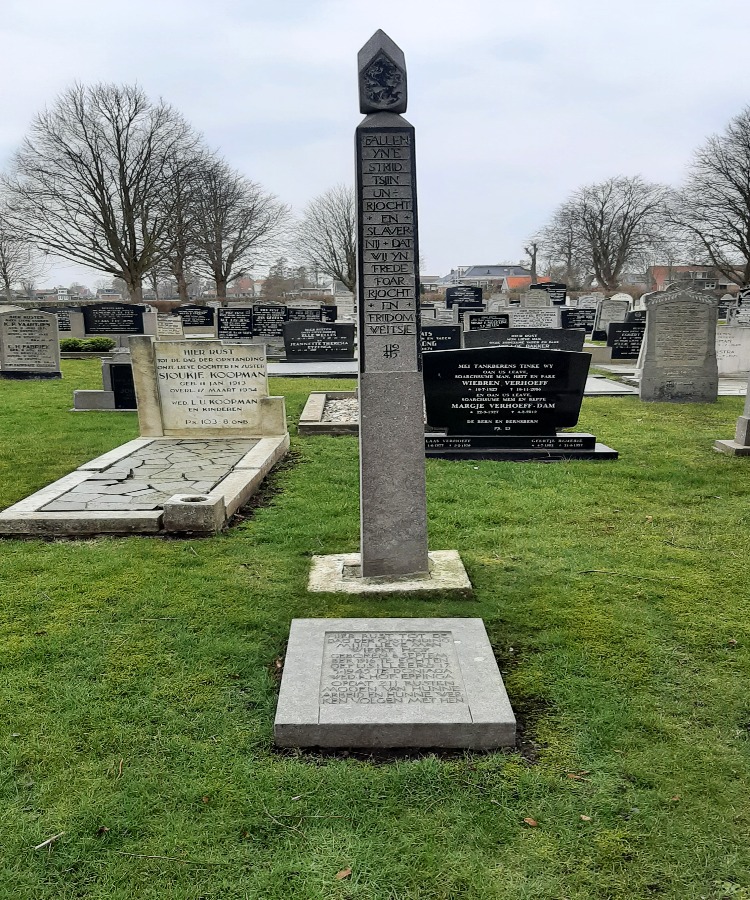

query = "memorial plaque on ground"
[420, 324, 461, 352]
[640, 289, 718, 402]
[283, 322, 355, 359]
[82, 303, 145, 335]
[274, 618, 515, 749]
[217, 307, 254, 340]
[530, 281, 567, 304]
[252, 304, 288, 338]
[508, 308, 561, 329]
[445, 285, 483, 309]
[608, 322, 645, 359]
[287, 307, 323, 322]
[462, 327, 586, 352]
[560, 308, 596, 332]
[176, 305, 215, 328]
[0, 309, 62, 379]
[592, 297, 628, 341]
[463, 312, 510, 331]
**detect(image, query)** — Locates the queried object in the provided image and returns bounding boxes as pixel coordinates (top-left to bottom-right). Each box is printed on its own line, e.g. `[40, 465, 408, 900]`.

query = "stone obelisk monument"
[355, 30, 429, 578]
[307, 31, 470, 593]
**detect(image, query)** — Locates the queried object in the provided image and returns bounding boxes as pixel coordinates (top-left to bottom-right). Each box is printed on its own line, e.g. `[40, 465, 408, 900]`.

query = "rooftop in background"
[439, 265, 532, 285]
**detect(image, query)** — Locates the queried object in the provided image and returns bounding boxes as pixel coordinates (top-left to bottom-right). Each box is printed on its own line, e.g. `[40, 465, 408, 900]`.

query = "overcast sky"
[3, 0, 750, 288]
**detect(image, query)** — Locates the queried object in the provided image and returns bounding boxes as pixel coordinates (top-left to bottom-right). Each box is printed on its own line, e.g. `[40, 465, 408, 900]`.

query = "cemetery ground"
[1, 361, 750, 900]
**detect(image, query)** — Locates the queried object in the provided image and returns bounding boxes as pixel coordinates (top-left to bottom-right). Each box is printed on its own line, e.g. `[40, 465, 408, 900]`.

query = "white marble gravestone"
[0, 309, 61, 379]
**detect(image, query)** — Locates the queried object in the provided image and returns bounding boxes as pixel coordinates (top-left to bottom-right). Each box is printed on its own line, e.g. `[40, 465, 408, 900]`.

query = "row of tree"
[0, 83, 356, 303]
[530, 107, 750, 290]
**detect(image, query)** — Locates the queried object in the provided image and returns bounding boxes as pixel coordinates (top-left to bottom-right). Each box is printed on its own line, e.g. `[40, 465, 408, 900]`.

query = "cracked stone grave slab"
[0, 434, 290, 536]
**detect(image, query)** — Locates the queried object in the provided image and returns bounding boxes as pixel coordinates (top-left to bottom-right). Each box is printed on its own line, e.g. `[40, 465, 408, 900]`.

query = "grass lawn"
[1, 359, 749, 899]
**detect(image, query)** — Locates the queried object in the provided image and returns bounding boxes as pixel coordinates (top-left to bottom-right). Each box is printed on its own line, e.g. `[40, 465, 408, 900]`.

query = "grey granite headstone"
[274, 618, 516, 749]
[639, 289, 719, 402]
[357, 30, 428, 578]
[592, 297, 629, 341]
[0, 309, 61, 379]
[507, 308, 561, 329]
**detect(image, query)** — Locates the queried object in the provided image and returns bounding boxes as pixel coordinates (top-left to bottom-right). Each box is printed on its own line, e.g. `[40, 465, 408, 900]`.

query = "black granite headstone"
[283, 322, 355, 359]
[176, 305, 215, 327]
[423, 346, 591, 436]
[321, 304, 337, 323]
[529, 281, 567, 305]
[420, 325, 461, 352]
[110, 363, 137, 409]
[608, 322, 645, 359]
[287, 307, 323, 322]
[465, 313, 510, 330]
[52, 307, 74, 332]
[82, 303, 145, 335]
[446, 285, 483, 309]
[462, 327, 586, 352]
[253, 304, 288, 337]
[625, 309, 646, 323]
[561, 308, 596, 332]
[217, 307, 254, 339]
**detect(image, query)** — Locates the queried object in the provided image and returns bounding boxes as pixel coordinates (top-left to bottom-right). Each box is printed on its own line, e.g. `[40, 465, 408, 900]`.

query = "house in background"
[646, 265, 740, 293]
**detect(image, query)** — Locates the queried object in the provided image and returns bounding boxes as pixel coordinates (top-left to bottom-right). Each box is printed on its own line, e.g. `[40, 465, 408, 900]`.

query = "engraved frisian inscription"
[320, 632, 466, 705]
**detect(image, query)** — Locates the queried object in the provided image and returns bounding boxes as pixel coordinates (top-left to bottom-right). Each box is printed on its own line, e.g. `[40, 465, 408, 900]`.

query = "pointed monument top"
[358, 29, 407, 115]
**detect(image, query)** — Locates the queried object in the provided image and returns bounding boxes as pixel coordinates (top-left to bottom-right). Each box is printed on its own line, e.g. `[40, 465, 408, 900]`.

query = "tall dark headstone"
[357, 30, 428, 577]
[82, 303, 145, 335]
[529, 281, 567, 304]
[217, 307, 254, 340]
[445, 285, 483, 309]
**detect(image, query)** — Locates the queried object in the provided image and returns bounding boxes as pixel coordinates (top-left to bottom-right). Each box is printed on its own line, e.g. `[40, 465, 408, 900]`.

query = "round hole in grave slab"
[179, 495, 209, 503]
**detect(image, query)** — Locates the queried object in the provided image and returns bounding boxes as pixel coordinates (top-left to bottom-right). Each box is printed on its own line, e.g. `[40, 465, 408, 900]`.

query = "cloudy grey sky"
[2, 0, 750, 288]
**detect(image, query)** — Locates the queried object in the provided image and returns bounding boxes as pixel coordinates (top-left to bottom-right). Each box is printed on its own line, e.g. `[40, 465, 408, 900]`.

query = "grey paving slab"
[274, 618, 515, 749]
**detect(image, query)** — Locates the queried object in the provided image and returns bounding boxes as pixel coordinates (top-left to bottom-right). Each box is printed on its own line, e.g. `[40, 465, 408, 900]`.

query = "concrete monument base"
[0, 434, 289, 536]
[713, 439, 750, 456]
[274, 618, 515, 749]
[308, 550, 472, 595]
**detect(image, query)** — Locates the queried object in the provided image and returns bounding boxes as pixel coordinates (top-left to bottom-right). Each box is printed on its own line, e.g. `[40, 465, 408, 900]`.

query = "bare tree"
[541, 176, 670, 290]
[669, 107, 750, 286]
[523, 240, 539, 283]
[296, 184, 356, 293]
[3, 83, 198, 303]
[192, 159, 289, 298]
[0, 206, 44, 302]
[538, 204, 587, 288]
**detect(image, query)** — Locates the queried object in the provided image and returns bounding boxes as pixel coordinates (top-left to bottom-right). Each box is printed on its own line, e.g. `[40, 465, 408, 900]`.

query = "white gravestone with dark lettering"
[129, 338, 287, 438]
[639, 290, 719, 402]
[0, 309, 61, 379]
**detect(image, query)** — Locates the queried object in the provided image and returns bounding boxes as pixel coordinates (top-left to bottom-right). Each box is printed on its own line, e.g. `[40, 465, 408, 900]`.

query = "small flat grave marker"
[274, 618, 516, 749]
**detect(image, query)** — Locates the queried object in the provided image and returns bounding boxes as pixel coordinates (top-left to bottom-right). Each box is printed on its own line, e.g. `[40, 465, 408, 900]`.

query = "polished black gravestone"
[82, 303, 145, 335]
[110, 363, 137, 409]
[176, 305, 215, 328]
[422, 346, 617, 460]
[625, 309, 646, 323]
[217, 307, 254, 340]
[561, 308, 596, 332]
[284, 322, 355, 360]
[608, 322, 645, 359]
[446, 285, 483, 309]
[253, 304, 288, 338]
[321, 305, 338, 323]
[462, 327, 585, 352]
[530, 281, 567, 304]
[287, 307, 323, 322]
[420, 325, 461, 352]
